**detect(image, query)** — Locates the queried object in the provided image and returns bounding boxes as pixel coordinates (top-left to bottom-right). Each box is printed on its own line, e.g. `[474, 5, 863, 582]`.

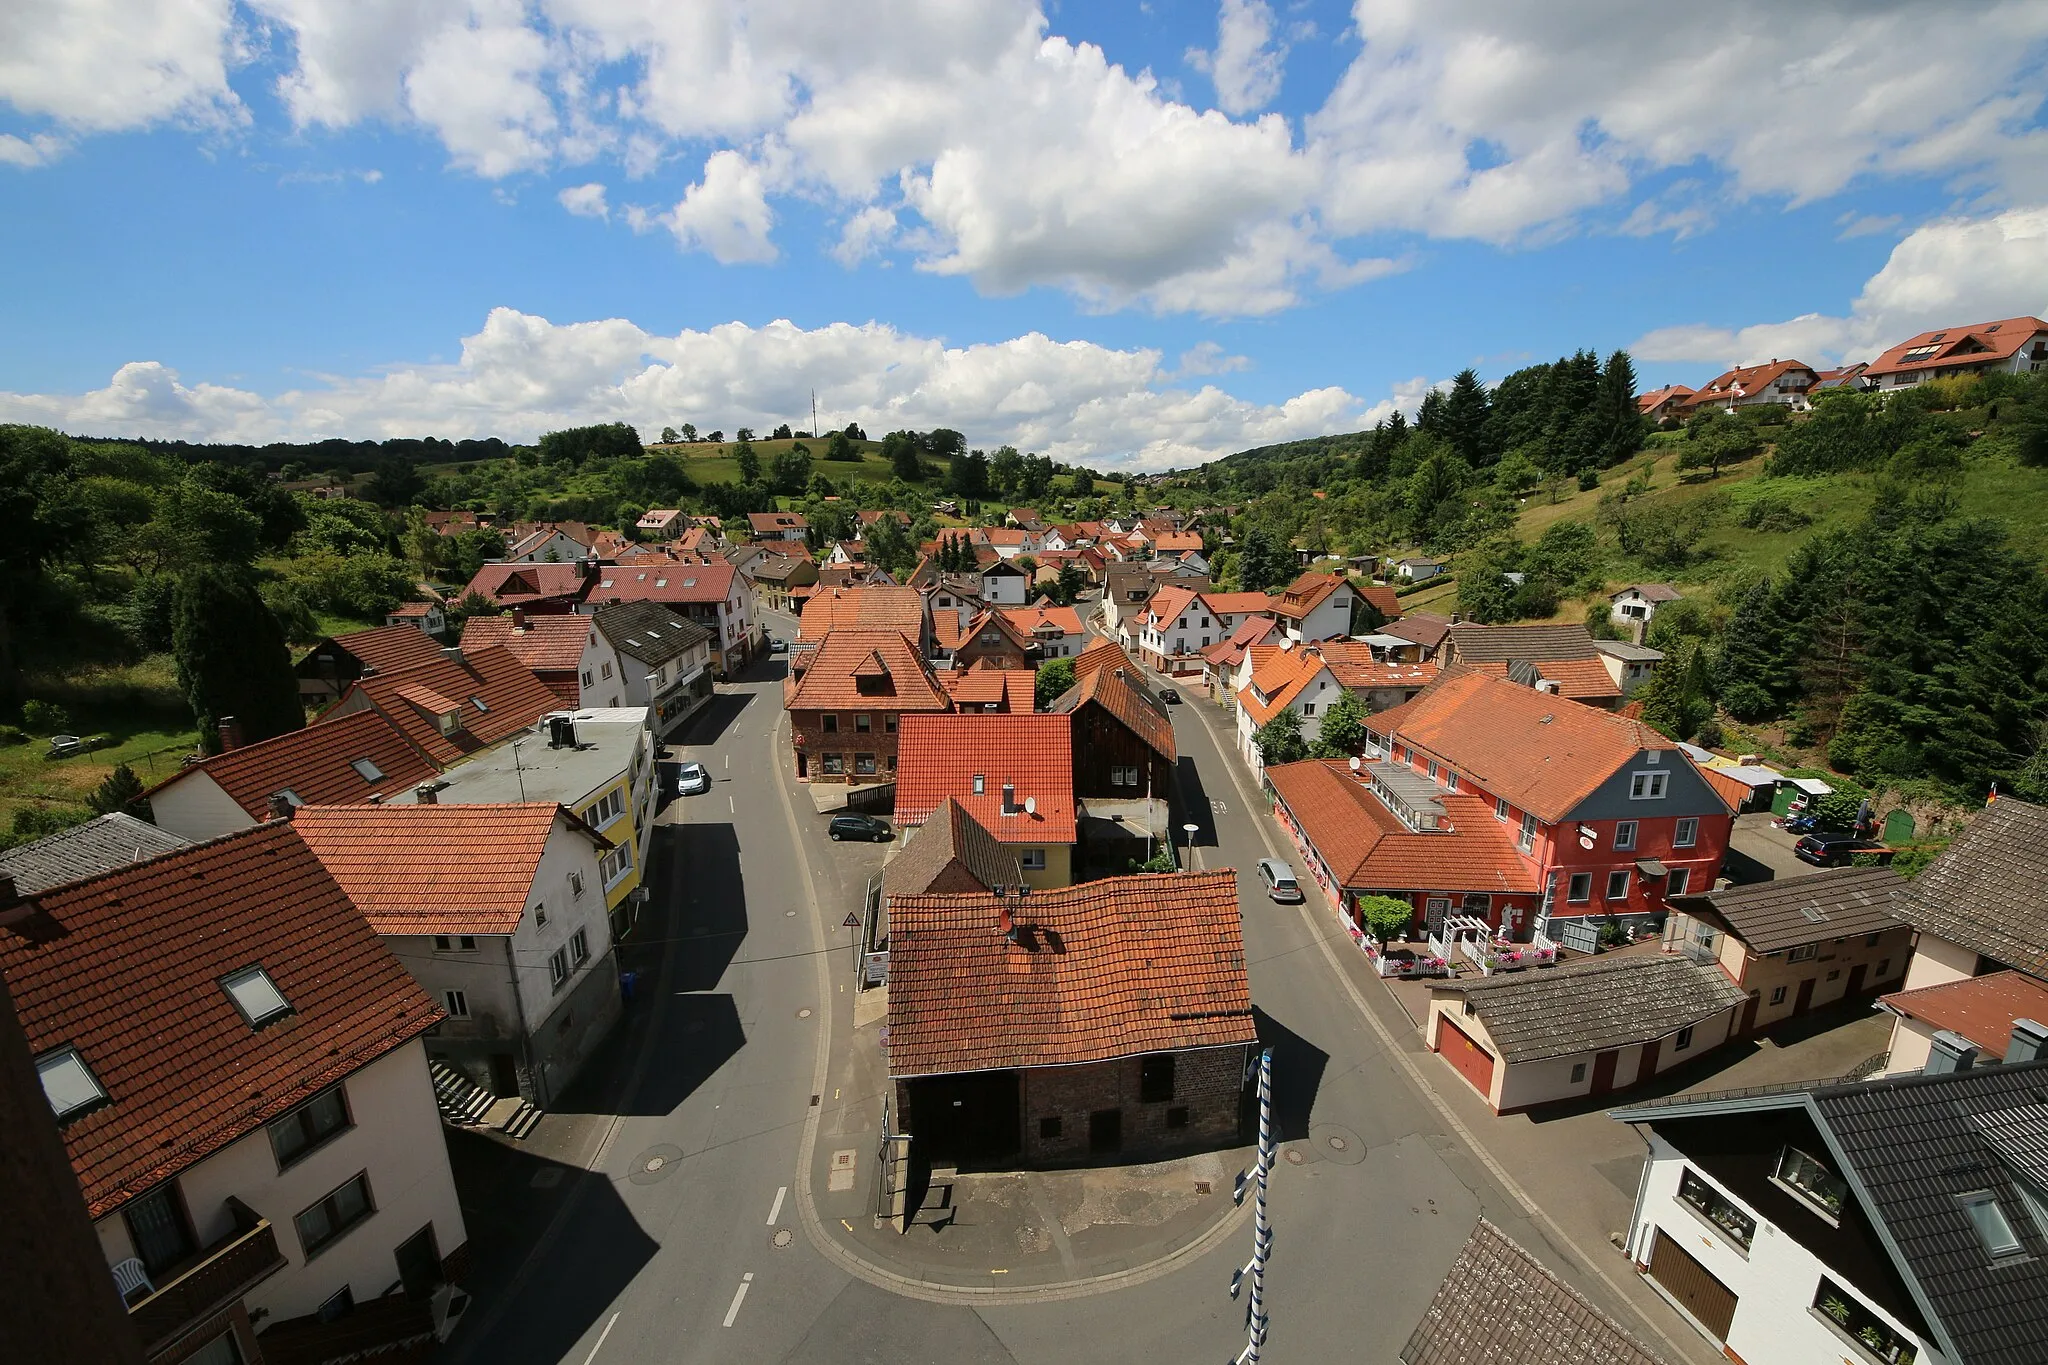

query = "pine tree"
[1441, 369, 1495, 466]
[173, 567, 303, 755]
[1598, 349, 1646, 468]
[1237, 526, 1291, 592]
[87, 764, 152, 820]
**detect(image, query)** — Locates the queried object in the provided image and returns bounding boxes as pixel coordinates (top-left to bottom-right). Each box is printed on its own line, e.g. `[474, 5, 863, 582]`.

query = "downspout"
[504, 935, 538, 1106]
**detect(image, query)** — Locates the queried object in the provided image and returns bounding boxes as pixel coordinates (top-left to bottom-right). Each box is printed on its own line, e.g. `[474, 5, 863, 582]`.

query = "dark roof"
[1433, 954, 1745, 1064]
[1890, 800, 2048, 978]
[881, 797, 1022, 901]
[1444, 622, 1601, 664]
[1047, 662, 1176, 762]
[1619, 1059, 2048, 1365]
[593, 601, 716, 667]
[0, 814, 190, 895]
[1380, 611, 1452, 649]
[1681, 865, 1908, 955]
[1401, 1219, 1668, 1365]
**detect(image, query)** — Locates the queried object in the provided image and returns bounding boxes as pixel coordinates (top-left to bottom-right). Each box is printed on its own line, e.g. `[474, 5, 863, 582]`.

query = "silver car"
[1257, 859, 1304, 903]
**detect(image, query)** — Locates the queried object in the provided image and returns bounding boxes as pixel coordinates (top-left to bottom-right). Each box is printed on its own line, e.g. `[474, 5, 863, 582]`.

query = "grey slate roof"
[1432, 953, 1746, 1064]
[1889, 800, 2048, 978]
[1617, 1060, 2048, 1365]
[1401, 1219, 1669, 1365]
[593, 601, 715, 668]
[1379, 611, 1453, 649]
[0, 813, 190, 894]
[881, 797, 1022, 901]
[1681, 865, 1908, 955]
[1443, 622, 1601, 664]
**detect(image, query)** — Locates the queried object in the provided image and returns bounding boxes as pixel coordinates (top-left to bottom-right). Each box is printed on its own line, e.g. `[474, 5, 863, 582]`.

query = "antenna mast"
[812, 390, 818, 440]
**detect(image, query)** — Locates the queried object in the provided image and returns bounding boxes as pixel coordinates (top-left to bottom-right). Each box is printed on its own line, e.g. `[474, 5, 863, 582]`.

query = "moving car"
[770, 637, 788, 654]
[829, 812, 892, 842]
[1157, 687, 1180, 704]
[1793, 834, 1893, 868]
[676, 762, 710, 796]
[1257, 858, 1304, 903]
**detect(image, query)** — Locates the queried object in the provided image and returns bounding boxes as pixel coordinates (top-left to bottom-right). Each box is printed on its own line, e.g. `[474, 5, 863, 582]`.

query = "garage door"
[1647, 1228, 1739, 1341]
[1438, 1018, 1496, 1100]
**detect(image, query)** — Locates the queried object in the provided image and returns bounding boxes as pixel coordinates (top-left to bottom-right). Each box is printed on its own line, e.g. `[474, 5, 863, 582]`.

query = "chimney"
[266, 793, 296, 821]
[1536, 679, 1561, 695]
[414, 782, 439, 805]
[442, 645, 464, 662]
[512, 605, 528, 630]
[1925, 1029, 1978, 1075]
[1001, 783, 1018, 815]
[2007, 1018, 2048, 1065]
[218, 715, 245, 751]
[0, 875, 33, 929]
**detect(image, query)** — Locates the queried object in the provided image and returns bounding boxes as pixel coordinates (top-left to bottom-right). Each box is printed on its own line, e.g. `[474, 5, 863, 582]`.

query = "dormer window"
[1775, 1147, 1847, 1219]
[222, 965, 293, 1028]
[36, 1046, 108, 1122]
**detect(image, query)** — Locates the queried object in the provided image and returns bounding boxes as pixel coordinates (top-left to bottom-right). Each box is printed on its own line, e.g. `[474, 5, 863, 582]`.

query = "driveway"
[1726, 810, 1821, 884]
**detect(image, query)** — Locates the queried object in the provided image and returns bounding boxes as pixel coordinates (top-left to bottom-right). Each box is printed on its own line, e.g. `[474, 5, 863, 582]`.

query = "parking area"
[1724, 810, 1821, 884]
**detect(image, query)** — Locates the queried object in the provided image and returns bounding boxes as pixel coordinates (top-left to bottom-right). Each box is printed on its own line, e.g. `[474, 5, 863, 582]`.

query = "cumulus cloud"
[0, 132, 69, 168]
[0, 308, 1395, 469]
[1175, 341, 1251, 376]
[1188, 0, 1288, 116]
[558, 181, 609, 218]
[0, 0, 243, 133]
[1634, 204, 2048, 367]
[663, 150, 777, 264]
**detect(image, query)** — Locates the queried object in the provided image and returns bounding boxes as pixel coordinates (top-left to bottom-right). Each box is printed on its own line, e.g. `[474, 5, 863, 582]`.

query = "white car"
[676, 762, 711, 795]
[1257, 859, 1304, 904]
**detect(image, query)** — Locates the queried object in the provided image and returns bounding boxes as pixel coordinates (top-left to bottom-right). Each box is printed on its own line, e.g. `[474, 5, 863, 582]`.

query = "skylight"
[470, 695, 491, 713]
[1960, 1191, 2023, 1256]
[222, 966, 293, 1027]
[36, 1047, 107, 1121]
[350, 758, 384, 782]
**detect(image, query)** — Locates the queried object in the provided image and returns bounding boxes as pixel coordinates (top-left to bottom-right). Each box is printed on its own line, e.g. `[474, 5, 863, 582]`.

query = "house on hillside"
[1611, 583, 1683, 628]
[1377, 611, 1453, 661]
[1269, 571, 1360, 643]
[462, 561, 593, 614]
[1681, 359, 1821, 415]
[884, 872, 1255, 1167]
[1200, 614, 1282, 706]
[1437, 621, 1627, 709]
[294, 624, 449, 707]
[1235, 644, 1344, 773]
[1637, 385, 1696, 425]
[747, 511, 808, 543]
[636, 508, 683, 539]
[501, 523, 592, 564]
[383, 596, 446, 636]
[1861, 314, 2048, 390]
[896, 713, 1077, 888]
[1387, 555, 1446, 582]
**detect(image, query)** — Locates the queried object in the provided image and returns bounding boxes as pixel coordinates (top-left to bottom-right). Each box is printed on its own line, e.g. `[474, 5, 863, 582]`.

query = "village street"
[437, 609, 1719, 1365]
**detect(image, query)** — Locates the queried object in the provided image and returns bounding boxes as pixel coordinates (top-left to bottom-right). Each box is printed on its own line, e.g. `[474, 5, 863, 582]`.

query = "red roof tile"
[1071, 637, 1138, 681]
[1268, 759, 1541, 893]
[884, 871, 1256, 1076]
[1531, 657, 1621, 702]
[1878, 970, 2048, 1060]
[347, 645, 563, 765]
[897, 713, 1077, 843]
[149, 708, 439, 818]
[460, 613, 595, 675]
[1680, 359, 1818, 408]
[1051, 664, 1175, 761]
[294, 804, 602, 935]
[1270, 571, 1349, 621]
[942, 665, 1036, 711]
[586, 561, 738, 606]
[784, 630, 950, 712]
[463, 561, 591, 608]
[799, 585, 925, 641]
[1, 822, 442, 1217]
[1863, 315, 2048, 379]
[1199, 591, 1274, 616]
[330, 625, 446, 674]
[1000, 603, 1085, 637]
[1239, 645, 1332, 727]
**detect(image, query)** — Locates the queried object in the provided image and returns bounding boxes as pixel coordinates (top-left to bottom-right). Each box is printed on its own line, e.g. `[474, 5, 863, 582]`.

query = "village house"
[294, 803, 621, 1113]
[382, 596, 446, 636]
[945, 609, 1040, 672]
[1595, 638, 1665, 695]
[1637, 384, 1697, 425]
[1611, 583, 1683, 628]
[1376, 611, 1454, 662]
[939, 664, 1037, 713]
[5, 823, 469, 1365]
[1425, 953, 1747, 1112]
[0, 813, 190, 895]
[747, 552, 819, 613]
[323, 646, 565, 768]
[746, 511, 808, 543]
[1046, 662, 1178, 872]
[895, 713, 1078, 889]
[1235, 643, 1346, 773]
[1000, 601, 1087, 659]
[1878, 970, 2048, 1079]
[583, 560, 758, 678]
[460, 607, 625, 706]
[1612, 1055, 2048, 1365]
[1661, 866, 1912, 1037]
[884, 872, 1255, 1167]
[500, 522, 595, 564]
[1199, 614, 1283, 706]
[785, 629, 950, 782]
[1436, 621, 1628, 708]
[1861, 314, 2048, 389]
[635, 508, 683, 539]
[294, 624, 448, 707]
[1269, 571, 1365, 643]
[1681, 359, 1821, 414]
[799, 584, 928, 655]
[975, 558, 1032, 606]
[461, 561, 594, 615]
[592, 602, 716, 739]
[1388, 555, 1446, 582]
[1135, 583, 1221, 675]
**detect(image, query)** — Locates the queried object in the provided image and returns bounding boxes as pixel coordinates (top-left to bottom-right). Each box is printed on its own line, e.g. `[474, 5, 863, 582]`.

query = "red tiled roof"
[1145, 583, 1204, 629]
[148, 708, 439, 818]
[1199, 591, 1274, 616]
[1878, 970, 2048, 1060]
[1000, 603, 1084, 637]
[461, 612, 595, 675]
[1863, 315, 2048, 379]
[1052, 663, 1175, 761]
[586, 561, 737, 606]
[1270, 571, 1349, 621]
[387, 601, 436, 619]
[463, 561, 591, 607]
[1153, 531, 1203, 553]
[884, 871, 1256, 1077]
[800, 585, 925, 641]
[1315, 641, 1437, 692]
[1239, 645, 1331, 727]
[1381, 611, 1453, 650]
[896, 713, 1077, 843]
[348, 645, 563, 765]
[294, 803, 602, 935]
[1268, 759, 1541, 893]
[1364, 670, 1677, 824]
[784, 629, 949, 712]
[1, 822, 442, 1218]
[1201, 613, 1280, 666]
[1637, 384, 1695, 412]
[748, 512, 808, 533]
[1072, 636, 1138, 681]
[329, 624, 447, 674]
[1531, 657, 1621, 702]
[1357, 584, 1402, 622]
[942, 666, 1036, 711]
[1680, 359, 1817, 408]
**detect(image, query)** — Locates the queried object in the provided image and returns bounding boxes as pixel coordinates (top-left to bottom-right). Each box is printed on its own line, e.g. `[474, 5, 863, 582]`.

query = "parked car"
[1794, 834, 1894, 868]
[1256, 859, 1304, 903]
[829, 812, 892, 842]
[1782, 810, 1835, 835]
[1157, 687, 1180, 704]
[770, 637, 788, 654]
[676, 762, 710, 795]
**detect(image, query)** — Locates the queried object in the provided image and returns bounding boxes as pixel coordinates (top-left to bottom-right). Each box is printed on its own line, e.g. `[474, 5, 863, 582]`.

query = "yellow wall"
[577, 773, 646, 915]
[1017, 842, 1075, 890]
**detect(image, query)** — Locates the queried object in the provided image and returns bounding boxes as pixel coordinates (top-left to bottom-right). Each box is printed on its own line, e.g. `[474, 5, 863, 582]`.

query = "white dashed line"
[766, 1185, 787, 1225]
[579, 1312, 620, 1363]
[722, 1273, 755, 1327]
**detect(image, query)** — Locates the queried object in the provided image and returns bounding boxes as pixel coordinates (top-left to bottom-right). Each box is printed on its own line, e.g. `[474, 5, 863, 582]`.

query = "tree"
[1355, 893, 1416, 946]
[770, 443, 813, 495]
[864, 515, 916, 577]
[680, 423, 699, 442]
[1052, 561, 1086, 605]
[948, 449, 991, 500]
[1237, 525, 1292, 592]
[736, 427, 755, 442]
[883, 430, 925, 482]
[1597, 350, 1646, 468]
[1253, 708, 1309, 766]
[135, 479, 263, 575]
[660, 426, 680, 444]
[826, 430, 860, 461]
[86, 764, 152, 820]
[172, 567, 302, 754]
[538, 423, 642, 467]
[1035, 658, 1076, 710]
[444, 589, 499, 639]
[734, 440, 762, 485]
[1440, 369, 1494, 466]
[1636, 637, 1715, 742]
[1310, 690, 1369, 758]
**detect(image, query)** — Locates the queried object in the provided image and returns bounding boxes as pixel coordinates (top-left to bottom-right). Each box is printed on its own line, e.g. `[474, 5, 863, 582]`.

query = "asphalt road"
[442, 614, 1680, 1364]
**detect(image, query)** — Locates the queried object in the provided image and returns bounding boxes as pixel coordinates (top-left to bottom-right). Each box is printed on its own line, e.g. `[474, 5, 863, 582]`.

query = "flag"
[1988, 782, 1999, 807]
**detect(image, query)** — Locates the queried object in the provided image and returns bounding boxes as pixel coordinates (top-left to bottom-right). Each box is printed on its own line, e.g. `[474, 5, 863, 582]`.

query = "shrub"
[21, 700, 70, 734]
[1577, 468, 1600, 491]
[0, 725, 21, 745]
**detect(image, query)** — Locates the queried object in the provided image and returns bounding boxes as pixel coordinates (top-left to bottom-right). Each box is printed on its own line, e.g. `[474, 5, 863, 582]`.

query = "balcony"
[128, 1198, 288, 1357]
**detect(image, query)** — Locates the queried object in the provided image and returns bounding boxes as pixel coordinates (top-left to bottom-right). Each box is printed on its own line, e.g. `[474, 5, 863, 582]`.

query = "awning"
[1788, 777, 1834, 795]
[1635, 858, 1669, 877]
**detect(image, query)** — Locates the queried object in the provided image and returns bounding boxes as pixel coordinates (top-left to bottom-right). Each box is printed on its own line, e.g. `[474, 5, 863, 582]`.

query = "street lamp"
[1183, 822, 1200, 871]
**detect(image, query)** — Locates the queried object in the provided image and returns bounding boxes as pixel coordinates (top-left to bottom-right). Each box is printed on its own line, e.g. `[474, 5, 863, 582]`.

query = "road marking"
[721, 1273, 754, 1327]
[579, 1312, 620, 1364]
[766, 1186, 787, 1225]
[730, 795, 736, 814]
[726, 754, 730, 769]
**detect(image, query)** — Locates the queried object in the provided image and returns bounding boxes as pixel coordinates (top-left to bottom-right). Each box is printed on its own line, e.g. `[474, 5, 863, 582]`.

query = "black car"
[1157, 687, 1180, 704]
[828, 812, 892, 842]
[1793, 834, 1893, 868]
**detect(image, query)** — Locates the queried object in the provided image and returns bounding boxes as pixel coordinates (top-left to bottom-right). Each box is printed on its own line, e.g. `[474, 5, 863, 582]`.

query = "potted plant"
[1820, 1294, 1851, 1326]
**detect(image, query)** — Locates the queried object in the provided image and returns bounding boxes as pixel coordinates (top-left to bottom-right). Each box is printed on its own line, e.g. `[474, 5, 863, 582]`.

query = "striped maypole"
[1228, 1047, 1275, 1363]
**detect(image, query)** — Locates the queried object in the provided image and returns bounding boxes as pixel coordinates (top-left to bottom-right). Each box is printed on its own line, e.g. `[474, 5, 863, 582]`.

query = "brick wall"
[791, 709, 903, 782]
[1020, 1044, 1248, 1164]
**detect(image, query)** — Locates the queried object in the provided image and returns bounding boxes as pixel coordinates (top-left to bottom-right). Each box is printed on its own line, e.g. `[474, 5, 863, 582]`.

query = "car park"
[676, 762, 710, 795]
[1793, 834, 1893, 868]
[1257, 859, 1304, 903]
[829, 812, 892, 842]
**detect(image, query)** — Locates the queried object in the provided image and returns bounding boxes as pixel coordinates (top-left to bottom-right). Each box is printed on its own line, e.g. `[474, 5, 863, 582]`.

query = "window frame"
[1020, 848, 1047, 871]
[1517, 811, 1538, 853]
[1139, 1053, 1176, 1103]
[1677, 1166, 1756, 1252]
[549, 945, 571, 991]
[444, 989, 469, 1018]
[1774, 1146, 1849, 1222]
[1667, 866, 1691, 896]
[1629, 770, 1670, 800]
[294, 1171, 375, 1260]
[267, 1084, 353, 1171]
[570, 928, 591, 967]
[221, 965, 293, 1029]
[1606, 869, 1631, 901]
[1614, 820, 1638, 851]
[1566, 872, 1593, 903]
[1674, 817, 1699, 849]
[1959, 1191, 2024, 1257]
[35, 1045, 109, 1123]
[1494, 797, 1509, 822]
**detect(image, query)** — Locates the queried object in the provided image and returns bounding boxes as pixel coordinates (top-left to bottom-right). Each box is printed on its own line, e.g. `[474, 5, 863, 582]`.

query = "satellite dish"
[1025, 797, 1037, 815]
[1349, 756, 1362, 772]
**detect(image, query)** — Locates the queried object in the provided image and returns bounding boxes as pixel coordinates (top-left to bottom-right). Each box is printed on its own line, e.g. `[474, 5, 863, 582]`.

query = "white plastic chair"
[111, 1257, 152, 1302]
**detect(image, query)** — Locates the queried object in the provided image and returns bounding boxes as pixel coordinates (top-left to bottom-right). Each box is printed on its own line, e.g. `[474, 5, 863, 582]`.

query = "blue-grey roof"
[0, 813, 190, 895]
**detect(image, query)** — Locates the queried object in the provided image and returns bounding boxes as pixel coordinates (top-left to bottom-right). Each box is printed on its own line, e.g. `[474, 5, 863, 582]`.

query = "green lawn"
[3, 655, 200, 830]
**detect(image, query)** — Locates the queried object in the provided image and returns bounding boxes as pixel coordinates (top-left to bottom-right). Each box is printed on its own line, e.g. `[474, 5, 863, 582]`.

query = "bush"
[2, 806, 88, 850]
[1737, 493, 1813, 532]
[21, 700, 70, 734]
[0, 725, 22, 745]
[1577, 468, 1601, 491]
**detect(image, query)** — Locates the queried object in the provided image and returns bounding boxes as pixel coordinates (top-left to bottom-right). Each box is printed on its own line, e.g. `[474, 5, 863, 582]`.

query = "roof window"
[655, 579, 668, 588]
[36, 1046, 108, 1121]
[1959, 1191, 2024, 1257]
[350, 758, 385, 782]
[469, 695, 490, 713]
[222, 965, 293, 1028]
[274, 788, 305, 808]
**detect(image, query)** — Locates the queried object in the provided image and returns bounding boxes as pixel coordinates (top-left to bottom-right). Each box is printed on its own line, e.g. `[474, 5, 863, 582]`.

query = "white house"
[977, 559, 1031, 606]
[1610, 583, 1683, 627]
[384, 599, 446, 635]
[1268, 572, 1361, 643]
[1000, 602, 1088, 660]
[1682, 359, 1821, 414]
[1233, 643, 1342, 773]
[1860, 315, 2048, 390]
[1136, 583, 1218, 674]
[501, 525, 589, 564]
[594, 601, 717, 738]
[1389, 556, 1446, 582]
[7, 823, 469, 1365]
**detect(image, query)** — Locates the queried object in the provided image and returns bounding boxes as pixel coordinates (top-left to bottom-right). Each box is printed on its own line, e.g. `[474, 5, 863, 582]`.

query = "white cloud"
[663, 149, 777, 264]
[0, 307, 1395, 468]
[1176, 341, 1251, 376]
[1835, 211, 1901, 240]
[400, 12, 558, 177]
[0, 0, 243, 133]
[558, 181, 609, 218]
[0, 132, 69, 168]
[831, 205, 897, 267]
[1634, 204, 2048, 367]
[1188, 0, 1287, 116]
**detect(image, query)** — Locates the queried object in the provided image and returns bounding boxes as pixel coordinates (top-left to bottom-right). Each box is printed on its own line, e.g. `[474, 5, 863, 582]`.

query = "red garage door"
[1438, 1018, 1496, 1100]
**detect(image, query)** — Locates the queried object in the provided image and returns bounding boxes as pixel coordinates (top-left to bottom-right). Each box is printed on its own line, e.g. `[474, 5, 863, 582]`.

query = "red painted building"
[1268, 670, 1734, 941]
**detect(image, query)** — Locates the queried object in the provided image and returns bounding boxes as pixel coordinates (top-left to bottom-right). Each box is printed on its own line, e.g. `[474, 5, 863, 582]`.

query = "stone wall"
[1020, 1044, 1248, 1164]
[791, 709, 903, 783]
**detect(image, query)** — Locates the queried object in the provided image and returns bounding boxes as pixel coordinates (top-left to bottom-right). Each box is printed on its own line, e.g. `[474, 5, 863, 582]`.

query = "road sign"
[841, 912, 861, 928]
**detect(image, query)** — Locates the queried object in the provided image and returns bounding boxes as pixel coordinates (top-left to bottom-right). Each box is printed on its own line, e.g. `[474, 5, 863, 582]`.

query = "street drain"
[1194, 1180, 1212, 1195]
[772, 1229, 793, 1249]
[797, 1008, 813, 1018]
[1327, 1135, 1348, 1152]
[785, 909, 796, 917]
[645, 1155, 667, 1171]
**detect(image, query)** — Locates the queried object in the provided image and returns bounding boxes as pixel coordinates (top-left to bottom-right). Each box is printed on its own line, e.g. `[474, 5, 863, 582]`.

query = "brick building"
[885, 871, 1255, 1166]
[784, 630, 950, 782]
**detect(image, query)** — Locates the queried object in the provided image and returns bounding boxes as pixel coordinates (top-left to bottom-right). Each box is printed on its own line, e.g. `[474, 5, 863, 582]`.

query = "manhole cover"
[785, 909, 796, 917]
[1327, 1135, 1348, 1151]
[1283, 1148, 1304, 1165]
[772, 1229, 793, 1249]
[1194, 1180, 1212, 1195]
[1309, 1122, 1367, 1165]
[797, 1008, 813, 1018]
[629, 1144, 685, 1185]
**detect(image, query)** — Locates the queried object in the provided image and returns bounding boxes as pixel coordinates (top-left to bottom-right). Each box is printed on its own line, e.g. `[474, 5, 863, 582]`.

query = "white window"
[1960, 1192, 2024, 1257]
[1668, 867, 1691, 896]
[444, 989, 469, 1018]
[1112, 766, 1139, 787]
[601, 662, 613, 680]
[1020, 848, 1047, 871]
[1630, 771, 1669, 800]
[600, 842, 634, 888]
[549, 945, 571, 990]
[222, 966, 292, 1027]
[581, 670, 593, 687]
[1301, 703, 1315, 717]
[571, 928, 591, 967]
[585, 788, 625, 830]
[1606, 870, 1630, 900]
[349, 757, 384, 782]
[1674, 817, 1699, 848]
[433, 935, 476, 952]
[1517, 812, 1537, 853]
[1614, 821, 1637, 851]
[569, 871, 585, 898]
[1788, 943, 1819, 963]
[973, 774, 986, 794]
[1567, 872, 1592, 903]
[36, 1047, 106, 1120]
[1427, 762, 1438, 780]
[1445, 772, 1458, 791]
[1495, 797, 1509, 822]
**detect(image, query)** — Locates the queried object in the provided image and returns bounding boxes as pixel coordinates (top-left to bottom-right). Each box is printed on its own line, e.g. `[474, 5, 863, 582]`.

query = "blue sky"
[2, 1, 2045, 467]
